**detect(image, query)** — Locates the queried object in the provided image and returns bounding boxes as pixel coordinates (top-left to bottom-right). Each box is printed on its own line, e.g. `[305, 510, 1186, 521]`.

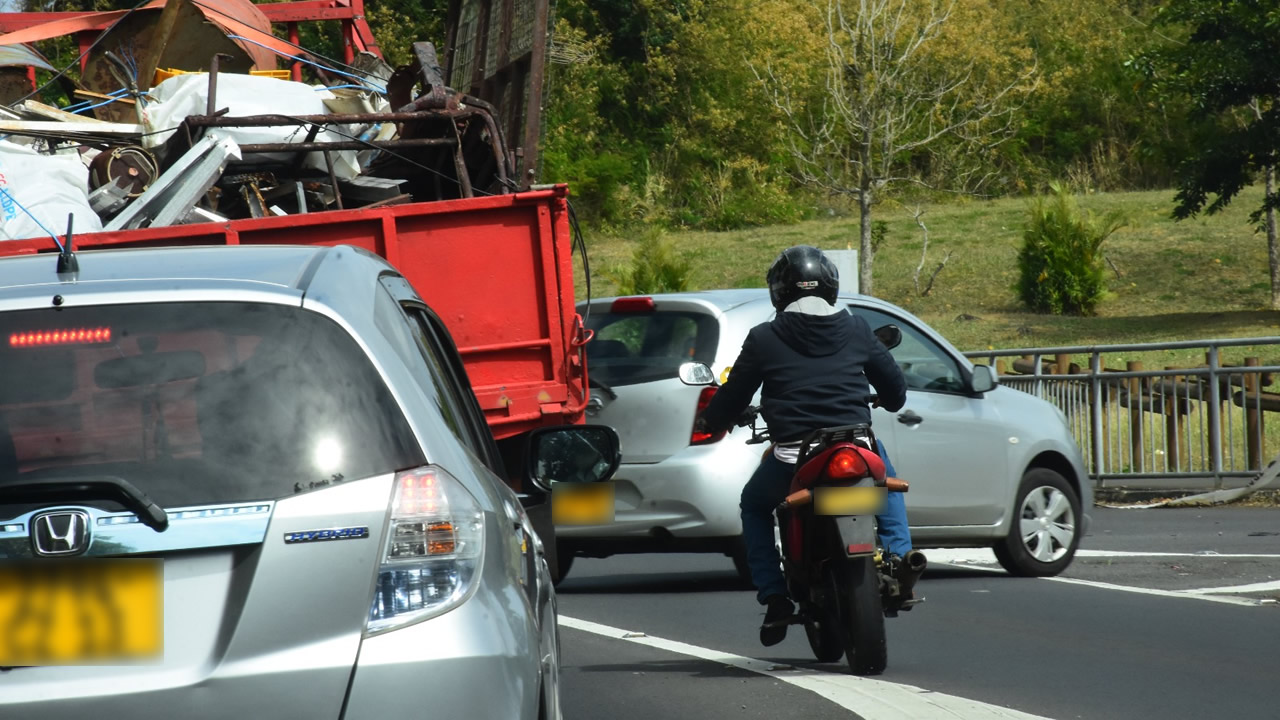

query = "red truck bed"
[0, 185, 589, 440]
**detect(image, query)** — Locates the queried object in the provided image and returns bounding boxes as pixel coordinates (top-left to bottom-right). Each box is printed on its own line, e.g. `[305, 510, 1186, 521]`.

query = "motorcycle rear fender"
[835, 515, 877, 557]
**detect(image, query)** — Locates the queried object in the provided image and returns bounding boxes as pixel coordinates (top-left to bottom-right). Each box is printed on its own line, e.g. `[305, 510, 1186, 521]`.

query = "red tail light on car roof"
[611, 297, 656, 313]
[9, 328, 112, 347]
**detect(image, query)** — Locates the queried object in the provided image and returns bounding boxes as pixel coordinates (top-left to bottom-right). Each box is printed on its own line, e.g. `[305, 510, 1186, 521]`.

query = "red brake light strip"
[8, 328, 112, 347]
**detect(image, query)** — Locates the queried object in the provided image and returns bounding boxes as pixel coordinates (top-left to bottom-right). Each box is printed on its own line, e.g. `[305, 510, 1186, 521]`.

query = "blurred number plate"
[0, 560, 163, 665]
[553, 482, 615, 525]
[815, 486, 886, 516]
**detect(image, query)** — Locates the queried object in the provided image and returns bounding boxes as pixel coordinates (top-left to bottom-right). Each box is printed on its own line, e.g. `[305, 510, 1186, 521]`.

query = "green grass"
[575, 186, 1280, 368]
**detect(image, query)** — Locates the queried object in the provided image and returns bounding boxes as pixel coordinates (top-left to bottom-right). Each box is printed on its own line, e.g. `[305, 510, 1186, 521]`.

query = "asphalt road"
[557, 507, 1280, 720]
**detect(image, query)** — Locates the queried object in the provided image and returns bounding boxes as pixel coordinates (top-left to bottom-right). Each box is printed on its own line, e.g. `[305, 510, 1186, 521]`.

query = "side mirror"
[873, 324, 902, 351]
[970, 364, 998, 394]
[678, 361, 716, 386]
[523, 424, 622, 493]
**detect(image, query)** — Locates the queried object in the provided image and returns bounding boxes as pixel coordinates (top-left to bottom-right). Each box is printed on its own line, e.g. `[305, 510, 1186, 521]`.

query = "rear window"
[585, 310, 720, 387]
[0, 302, 423, 516]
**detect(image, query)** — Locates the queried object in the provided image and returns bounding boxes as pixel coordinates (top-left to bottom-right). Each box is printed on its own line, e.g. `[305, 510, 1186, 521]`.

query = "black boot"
[760, 594, 794, 646]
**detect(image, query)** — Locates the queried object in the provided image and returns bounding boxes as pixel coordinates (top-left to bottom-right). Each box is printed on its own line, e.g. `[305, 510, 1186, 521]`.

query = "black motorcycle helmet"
[766, 245, 840, 311]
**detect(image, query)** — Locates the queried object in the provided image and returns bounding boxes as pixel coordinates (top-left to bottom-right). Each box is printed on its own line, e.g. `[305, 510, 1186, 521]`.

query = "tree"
[1145, 0, 1280, 309]
[754, 0, 1033, 295]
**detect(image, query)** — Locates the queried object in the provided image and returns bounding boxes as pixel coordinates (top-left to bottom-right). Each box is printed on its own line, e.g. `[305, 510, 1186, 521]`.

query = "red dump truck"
[0, 0, 586, 575]
[0, 186, 591, 443]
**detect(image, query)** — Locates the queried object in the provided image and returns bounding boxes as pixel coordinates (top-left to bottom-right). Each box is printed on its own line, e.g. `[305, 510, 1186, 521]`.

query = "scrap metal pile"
[0, 0, 515, 241]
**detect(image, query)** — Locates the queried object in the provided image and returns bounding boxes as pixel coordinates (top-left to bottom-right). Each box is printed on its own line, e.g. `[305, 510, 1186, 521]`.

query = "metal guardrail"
[964, 338, 1280, 492]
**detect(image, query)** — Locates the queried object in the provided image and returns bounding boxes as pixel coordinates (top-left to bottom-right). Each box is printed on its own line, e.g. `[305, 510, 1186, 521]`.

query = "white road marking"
[1184, 579, 1280, 595]
[1040, 576, 1262, 606]
[925, 548, 1274, 606]
[927, 548, 1280, 562]
[1077, 549, 1280, 559]
[560, 615, 1057, 720]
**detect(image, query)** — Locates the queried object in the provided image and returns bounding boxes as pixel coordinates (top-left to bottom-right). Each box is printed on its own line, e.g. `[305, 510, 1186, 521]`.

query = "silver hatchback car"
[561, 289, 1092, 580]
[0, 244, 617, 719]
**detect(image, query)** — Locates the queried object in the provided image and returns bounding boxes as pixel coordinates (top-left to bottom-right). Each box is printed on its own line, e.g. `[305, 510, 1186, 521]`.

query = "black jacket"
[701, 309, 907, 443]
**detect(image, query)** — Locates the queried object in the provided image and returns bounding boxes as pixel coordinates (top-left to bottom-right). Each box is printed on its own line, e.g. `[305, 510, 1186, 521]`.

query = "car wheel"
[994, 468, 1081, 577]
[552, 547, 574, 586]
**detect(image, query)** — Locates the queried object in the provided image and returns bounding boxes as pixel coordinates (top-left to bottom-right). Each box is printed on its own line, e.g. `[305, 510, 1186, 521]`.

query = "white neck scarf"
[783, 296, 840, 316]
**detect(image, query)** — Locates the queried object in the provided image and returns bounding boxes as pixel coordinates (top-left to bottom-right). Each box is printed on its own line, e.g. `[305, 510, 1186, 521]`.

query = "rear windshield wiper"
[589, 376, 617, 400]
[0, 476, 169, 532]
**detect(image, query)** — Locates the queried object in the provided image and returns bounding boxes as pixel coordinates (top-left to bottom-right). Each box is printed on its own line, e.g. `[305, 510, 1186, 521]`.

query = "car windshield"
[585, 310, 720, 387]
[0, 302, 423, 517]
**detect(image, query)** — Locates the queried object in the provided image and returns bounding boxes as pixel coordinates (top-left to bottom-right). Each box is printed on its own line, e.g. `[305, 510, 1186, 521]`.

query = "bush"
[612, 229, 692, 295]
[1016, 182, 1123, 315]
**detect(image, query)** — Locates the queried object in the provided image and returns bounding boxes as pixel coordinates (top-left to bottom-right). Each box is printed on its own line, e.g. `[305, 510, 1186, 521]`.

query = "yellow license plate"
[0, 560, 163, 666]
[815, 486, 887, 516]
[553, 482, 615, 525]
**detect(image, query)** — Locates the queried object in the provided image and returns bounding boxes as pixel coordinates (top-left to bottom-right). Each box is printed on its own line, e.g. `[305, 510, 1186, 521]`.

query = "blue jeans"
[740, 439, 912, 604]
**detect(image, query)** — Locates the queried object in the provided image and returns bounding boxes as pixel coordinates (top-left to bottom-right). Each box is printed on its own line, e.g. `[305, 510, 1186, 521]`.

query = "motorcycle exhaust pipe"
[885, 476, 909, 493]
[893, 549, 928, 597]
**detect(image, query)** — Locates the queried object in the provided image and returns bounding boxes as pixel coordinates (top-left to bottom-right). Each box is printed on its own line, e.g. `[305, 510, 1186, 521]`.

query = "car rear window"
[0, 302, 423, 517]
[585, 310, 720, 387]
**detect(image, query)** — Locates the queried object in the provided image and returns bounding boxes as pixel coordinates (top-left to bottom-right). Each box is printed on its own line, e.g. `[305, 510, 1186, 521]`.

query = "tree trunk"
[1268, 165, 1279, 311]
[858, 188, 874, 296]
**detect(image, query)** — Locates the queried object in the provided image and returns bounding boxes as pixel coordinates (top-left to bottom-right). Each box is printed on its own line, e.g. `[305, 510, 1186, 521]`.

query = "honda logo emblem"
[31, 511, 90, 556]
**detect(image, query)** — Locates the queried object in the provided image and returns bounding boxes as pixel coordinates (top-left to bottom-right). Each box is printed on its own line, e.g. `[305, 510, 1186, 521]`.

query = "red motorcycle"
[681, 324, 926, 675]
[723, 324, 925, 676]
[735, 408, 925, 675]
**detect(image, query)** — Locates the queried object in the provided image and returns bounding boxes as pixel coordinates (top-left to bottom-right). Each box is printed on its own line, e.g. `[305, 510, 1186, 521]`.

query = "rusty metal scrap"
[165, 45, 516, 202]
[0, 2, 528, 223]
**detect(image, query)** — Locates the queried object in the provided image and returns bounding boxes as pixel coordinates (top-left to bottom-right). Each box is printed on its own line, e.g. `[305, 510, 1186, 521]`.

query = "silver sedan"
[560, 289, 1092, 581]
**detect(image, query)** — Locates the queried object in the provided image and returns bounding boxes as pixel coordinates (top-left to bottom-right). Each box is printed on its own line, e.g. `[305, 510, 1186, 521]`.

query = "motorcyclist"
[696, 245, 920, 646]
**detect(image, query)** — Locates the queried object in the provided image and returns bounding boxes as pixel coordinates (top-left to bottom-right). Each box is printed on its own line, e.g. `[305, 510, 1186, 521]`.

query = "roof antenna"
[56, 213, 78, 275]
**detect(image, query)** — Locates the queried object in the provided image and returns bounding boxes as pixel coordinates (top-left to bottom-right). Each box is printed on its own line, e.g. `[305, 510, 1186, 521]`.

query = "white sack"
[0, 141, 102, 242]
[141, 73, 361, 180]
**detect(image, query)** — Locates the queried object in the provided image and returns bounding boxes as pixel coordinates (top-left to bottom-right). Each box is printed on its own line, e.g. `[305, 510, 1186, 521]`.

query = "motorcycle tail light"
[826, 447, 869, 479]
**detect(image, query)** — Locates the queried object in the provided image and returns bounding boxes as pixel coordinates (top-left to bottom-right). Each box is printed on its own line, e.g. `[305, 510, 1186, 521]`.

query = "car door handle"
[897, 410, 923, 426]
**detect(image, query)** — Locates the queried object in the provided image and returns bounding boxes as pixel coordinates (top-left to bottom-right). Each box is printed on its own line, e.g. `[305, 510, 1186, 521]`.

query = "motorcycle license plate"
[815, 485, 886, 516]
[552, 482, 615, 525]
[835, 515, 877, 556]
[0, 559, 163, 666]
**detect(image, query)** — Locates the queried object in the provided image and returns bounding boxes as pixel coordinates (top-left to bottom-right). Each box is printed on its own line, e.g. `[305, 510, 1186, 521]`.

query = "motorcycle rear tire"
[805, 571, 845, 663]
[835, 555, 887, 676]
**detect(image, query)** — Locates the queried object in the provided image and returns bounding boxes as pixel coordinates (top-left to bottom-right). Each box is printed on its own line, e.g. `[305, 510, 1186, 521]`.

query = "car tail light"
[610, 296, 656, 313]
[827, 447, 869, 479]
[691, 387, 726, 445]
[366, 465, 485, 635]
[9, 327, 112, 347]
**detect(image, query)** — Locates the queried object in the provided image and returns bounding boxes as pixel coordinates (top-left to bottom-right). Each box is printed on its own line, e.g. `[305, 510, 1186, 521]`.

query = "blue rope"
[64, 89, 134, 114]
[73, 97, 125, 114]
[0, 185, 64, 250]
[225, 35, 387, 93]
